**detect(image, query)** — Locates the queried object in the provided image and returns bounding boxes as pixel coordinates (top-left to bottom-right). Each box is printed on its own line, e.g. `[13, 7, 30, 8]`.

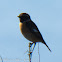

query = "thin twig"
[29, 42, 32, 62]
[38, 43, 40, 62]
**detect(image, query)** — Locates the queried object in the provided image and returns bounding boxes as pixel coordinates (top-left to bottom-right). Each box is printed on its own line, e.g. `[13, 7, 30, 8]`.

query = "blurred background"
[0, 0, 62, 62]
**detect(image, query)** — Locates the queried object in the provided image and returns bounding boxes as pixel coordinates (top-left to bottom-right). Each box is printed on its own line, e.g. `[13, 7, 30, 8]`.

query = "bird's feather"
[26, 21, 43, 40]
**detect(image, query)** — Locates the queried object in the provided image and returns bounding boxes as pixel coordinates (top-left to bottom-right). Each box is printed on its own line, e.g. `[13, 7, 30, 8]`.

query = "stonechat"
[18, 13, 51, 52]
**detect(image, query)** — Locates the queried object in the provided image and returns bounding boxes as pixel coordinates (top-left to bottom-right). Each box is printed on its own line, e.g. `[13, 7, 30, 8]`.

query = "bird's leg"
[29, 42, 34, 54]
[28, 42, 36, 62]
[32, 43, 36, 53]
[29, 42, 36, 53]
[24, 43, 33, 54]
[29, 42, 33, 47]
[29, 42, 34, 62]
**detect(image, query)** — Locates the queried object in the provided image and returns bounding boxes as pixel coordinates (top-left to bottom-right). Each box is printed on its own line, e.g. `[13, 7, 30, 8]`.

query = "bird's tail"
[43, 41, 51, 52]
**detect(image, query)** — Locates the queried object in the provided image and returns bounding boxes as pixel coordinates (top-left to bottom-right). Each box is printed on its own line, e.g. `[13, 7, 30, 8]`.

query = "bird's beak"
[17, 15, 20, 18]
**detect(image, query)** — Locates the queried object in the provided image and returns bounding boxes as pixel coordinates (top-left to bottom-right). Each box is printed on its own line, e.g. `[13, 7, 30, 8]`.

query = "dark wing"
[26, 21, 43, 40]
[26, 21, 51, 52]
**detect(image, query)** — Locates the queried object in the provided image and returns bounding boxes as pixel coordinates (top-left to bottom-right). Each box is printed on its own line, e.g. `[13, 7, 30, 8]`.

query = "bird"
[17, 13, 51, 52]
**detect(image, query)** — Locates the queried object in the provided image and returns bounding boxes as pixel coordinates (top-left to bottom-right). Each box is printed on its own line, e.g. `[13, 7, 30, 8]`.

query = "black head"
[18, 13, 31, 23]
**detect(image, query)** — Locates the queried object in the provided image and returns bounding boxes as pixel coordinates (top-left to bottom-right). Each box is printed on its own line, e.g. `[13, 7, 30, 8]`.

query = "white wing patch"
[33, 29, 38, 32]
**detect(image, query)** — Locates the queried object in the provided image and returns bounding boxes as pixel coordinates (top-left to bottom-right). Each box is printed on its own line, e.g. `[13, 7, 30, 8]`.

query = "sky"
[0, 0, 62, 62]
